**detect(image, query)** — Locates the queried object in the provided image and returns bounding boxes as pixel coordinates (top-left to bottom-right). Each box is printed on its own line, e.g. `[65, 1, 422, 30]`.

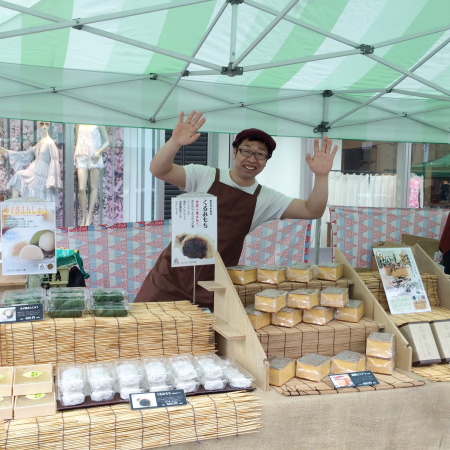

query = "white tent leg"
[245, 48, 361, 72]
[245, 0, 358, 48]
[232, 0, 299, 69]
[230, 3, 238, 63]
[150, 2, 227, 122]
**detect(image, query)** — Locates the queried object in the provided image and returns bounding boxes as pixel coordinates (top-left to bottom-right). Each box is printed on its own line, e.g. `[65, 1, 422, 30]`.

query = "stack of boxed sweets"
[0, 363, 55, 420]
[246, 262, 365, 330]
[0, 287, 131, 318]
[267, 332, 396, 386]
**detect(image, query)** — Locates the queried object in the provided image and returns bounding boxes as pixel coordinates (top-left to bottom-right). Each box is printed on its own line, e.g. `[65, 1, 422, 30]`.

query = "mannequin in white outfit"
[74, 124, 109, 226]
[0, 121, 62, 202]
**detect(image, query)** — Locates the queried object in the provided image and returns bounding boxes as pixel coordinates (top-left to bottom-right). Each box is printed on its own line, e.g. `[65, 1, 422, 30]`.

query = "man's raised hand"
[171, 111, 206, 147]
[306, 136, 338, 177]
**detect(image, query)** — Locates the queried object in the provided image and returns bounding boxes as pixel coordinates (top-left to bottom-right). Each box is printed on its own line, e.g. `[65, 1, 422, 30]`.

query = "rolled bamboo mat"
[256, 319, 379, 361]
[358, 271, 439, 312]
[235, 278, 354, 307]
[0, 302, 215, 367]
[412, 364, 450, 382]
[273, 371, 425, 396]
[1, 391, 262, 449]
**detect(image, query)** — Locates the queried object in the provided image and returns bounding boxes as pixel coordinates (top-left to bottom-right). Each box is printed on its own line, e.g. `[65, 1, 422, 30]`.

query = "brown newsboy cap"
[232, 128, 276, 158]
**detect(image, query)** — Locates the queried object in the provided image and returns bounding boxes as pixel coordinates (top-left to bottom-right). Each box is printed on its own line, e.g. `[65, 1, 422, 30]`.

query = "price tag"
[129, 390, 187, 410]
[329, 371, 379, 389]
[0, 303, 44, 323]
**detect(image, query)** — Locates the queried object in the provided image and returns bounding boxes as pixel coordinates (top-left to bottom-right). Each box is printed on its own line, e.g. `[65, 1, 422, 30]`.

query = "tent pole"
[333, 89, 384, 94]
[406, 117, 450, 134]
[232, 0, 299, 69]
[367, 54, 450, 97]
[245, 0, 358, 48]
[392, 89, 450, 102]
[244, 48, 361, 72]
[0, 0, 214, 39]
[230, 3, 238, 63]
[374, 23, 450, 49]
[150, 2, 227, 122]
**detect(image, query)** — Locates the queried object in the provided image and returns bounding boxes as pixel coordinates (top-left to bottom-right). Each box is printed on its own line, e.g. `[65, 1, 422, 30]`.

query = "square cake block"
[367, 356, 395, 375]
[336, 300, 365, 323]
[287, 289, 319, 309]
[268, 356, 295, 386]
[14, 390, 56, 420]
[296, 354, 331, 382]
[286, 263, 314, 282]
[0, 397, 12, 420]
[227, 265, 257, 285]
[246, 305, 271, 330]
[331, 351, 366, 374]
[320, 287, 349, 308]
[303, 306, 334, 326]
[257, 265, 287, 284]
[366, 332, 395, 359]
[317, 263, 344, 281]
[0, 366, 14, 397]
[254, 289, 287, 313]
[13, 364, 54, 396]
[271, 307, 302, 328]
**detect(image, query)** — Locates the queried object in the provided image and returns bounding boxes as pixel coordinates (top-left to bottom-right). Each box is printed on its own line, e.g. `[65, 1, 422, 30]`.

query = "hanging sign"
[373, 247, 431, 314]
[1, 201, 57, 275]
[171, 193, 217, 268]
[361, 141, 373, 149]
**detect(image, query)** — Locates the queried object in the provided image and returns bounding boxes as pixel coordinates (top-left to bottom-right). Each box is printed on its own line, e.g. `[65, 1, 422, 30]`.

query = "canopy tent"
[0, 0, 449, 143]
[411, 153, 450, 177]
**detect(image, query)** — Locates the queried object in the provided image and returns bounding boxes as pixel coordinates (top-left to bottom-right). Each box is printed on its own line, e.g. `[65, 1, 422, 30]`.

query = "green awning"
[0, 0, 449, 142]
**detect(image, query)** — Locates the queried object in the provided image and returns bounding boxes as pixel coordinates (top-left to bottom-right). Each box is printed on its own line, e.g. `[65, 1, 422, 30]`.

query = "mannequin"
[74, 124, 109, 226]
[0, 121, 62, 202]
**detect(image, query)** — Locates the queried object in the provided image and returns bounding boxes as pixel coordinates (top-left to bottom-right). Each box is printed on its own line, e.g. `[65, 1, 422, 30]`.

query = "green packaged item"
[47, 311, 83, 318]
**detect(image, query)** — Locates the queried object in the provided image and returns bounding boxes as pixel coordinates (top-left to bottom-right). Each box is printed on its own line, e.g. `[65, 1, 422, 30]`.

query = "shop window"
[163, 130, 208, 219]
[410, 143, 450, 207]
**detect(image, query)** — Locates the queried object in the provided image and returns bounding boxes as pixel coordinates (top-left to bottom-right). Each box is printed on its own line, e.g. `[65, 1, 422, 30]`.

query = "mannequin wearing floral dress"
[0, 121, 62, 203]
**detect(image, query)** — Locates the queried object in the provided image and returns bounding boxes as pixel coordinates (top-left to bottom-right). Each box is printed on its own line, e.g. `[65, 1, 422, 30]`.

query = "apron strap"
[254, 184, 262, 197]
[214, 168, 220, 182]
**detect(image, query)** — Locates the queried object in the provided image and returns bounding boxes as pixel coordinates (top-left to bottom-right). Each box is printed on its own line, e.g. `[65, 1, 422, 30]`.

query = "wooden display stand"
[334, 248, 413, 372]
[198, 252, 270, 391]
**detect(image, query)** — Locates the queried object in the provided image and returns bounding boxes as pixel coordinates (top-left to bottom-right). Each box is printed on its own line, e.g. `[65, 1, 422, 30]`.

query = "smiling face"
[232, 138, 268, 182]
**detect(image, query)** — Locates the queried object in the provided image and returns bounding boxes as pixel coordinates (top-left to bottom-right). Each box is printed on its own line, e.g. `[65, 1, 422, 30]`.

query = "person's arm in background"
[150, 111, 206, 187]
[281, 136, 338, 220]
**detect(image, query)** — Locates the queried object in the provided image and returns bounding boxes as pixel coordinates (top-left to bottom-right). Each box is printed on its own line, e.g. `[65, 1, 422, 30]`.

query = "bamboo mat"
[0, 391, 261, 449]
[0, 302, 215, 367]
[273, 371, 425, 396]
[412, 364, 450, 382]
[235, 278, 354, 307]
[388, 307, 450, 326]
[256, 319, 379, 360]
[358, 271, 439, 312]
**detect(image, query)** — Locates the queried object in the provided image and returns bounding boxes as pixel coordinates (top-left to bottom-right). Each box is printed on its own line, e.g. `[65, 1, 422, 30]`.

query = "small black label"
[0, 303, 44, 323]
[329, 371, 379, 389]
[130, 390, 187, 410]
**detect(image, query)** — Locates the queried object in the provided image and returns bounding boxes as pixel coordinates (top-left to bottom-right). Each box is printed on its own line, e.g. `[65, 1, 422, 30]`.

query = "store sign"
[373, 247, 431, 314]
[361, 141, 373, 149]
[129, 390, 187, 410]
[329, 371, 379, 389]
[0, 304, 44, 324]
[1, 202, 57, 275]
[171, 194, 217, 267]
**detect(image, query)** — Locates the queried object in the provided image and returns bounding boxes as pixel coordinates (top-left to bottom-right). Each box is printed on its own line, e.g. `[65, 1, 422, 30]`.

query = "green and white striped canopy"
[0, 0, 449, 142]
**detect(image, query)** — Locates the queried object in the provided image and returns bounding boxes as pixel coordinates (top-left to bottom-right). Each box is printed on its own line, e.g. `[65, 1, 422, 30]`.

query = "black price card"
[130, 390, 187, 410]
[329, 371, 379, 389]
[0, 303, 44, 323]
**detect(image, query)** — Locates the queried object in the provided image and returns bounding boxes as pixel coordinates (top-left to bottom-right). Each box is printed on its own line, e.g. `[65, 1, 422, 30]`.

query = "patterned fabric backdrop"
[329, 206, 449, 268]
[56, 218, 312, 301]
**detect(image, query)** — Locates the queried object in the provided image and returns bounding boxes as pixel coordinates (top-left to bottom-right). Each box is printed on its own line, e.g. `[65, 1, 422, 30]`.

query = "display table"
[176, 376, 450, 450]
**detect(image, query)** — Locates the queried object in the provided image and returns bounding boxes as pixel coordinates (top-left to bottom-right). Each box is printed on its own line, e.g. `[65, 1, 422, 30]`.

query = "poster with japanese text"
[1, 202, 56, 275]
[373, 247, 431, 314]
[171, 194, 217, 267]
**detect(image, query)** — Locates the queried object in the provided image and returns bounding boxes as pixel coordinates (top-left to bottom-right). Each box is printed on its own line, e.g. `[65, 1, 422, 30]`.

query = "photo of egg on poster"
[1, 201, 57, 275]
[171, 194, 217, 268]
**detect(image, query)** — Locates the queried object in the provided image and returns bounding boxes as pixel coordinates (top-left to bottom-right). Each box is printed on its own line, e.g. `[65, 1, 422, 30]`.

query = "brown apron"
[134, 168, 262, 308]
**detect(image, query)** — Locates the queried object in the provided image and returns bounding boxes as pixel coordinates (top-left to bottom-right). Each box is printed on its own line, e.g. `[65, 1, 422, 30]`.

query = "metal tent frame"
[0, 0, 448, 141]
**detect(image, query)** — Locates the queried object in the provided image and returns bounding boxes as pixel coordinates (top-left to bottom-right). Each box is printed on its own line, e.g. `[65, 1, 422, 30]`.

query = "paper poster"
[1, 202, 56, 275]
[171, 194, 217, 268]
[373, 247, 431, 314]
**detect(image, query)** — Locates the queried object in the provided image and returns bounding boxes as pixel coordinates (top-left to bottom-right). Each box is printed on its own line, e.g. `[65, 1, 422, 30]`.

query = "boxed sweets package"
[227, 265, 257, 285]
[246, 305, 271, 330]
[287, 288, 319, 309]
[286, 263, 314, 282]
[296, 354, 331, 382]
[268, 355, 295, 386]
[317, 263, 343, 281]
[257, 265, 286, 284]
[254, 289, 287, 313]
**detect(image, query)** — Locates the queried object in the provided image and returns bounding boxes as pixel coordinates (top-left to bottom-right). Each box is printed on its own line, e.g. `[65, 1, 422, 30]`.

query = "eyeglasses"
[238, 148, 269, 161]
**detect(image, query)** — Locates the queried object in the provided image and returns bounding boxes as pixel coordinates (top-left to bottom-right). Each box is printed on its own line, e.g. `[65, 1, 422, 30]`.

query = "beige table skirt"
[176, 376, 450, 450]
